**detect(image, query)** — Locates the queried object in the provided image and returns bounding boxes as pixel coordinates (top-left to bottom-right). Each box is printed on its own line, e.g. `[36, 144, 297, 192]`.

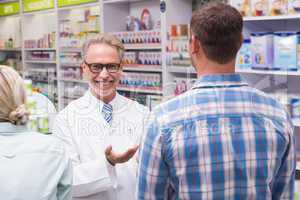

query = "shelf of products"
[57, 1, 100, 11]
[117, 87, 162, 95]
[24, 48, 56, 51]
[243, 14, 300, 21]
[0, 14, 22, 73]
[24, 60, 56, 64]
[123, 65, 162, 72]
[24, 80, 56, 134]
[102, 0, 163, 104]
[168, 66, 196, 74]
[57, 4, 100, 110]
[60, 78, 87, 83]
[103, 0, 146, 4]
[0, 48, 21, 52]
[60, 47, 82, 52]
[236, 69, 300, 76]
[22, 10, 58, 107]
[230, 0, 300, 17]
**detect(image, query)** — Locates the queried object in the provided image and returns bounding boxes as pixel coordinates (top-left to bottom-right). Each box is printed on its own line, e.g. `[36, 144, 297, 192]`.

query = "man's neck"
[90, 89, 116, 104]
[196, 59, 235, 77]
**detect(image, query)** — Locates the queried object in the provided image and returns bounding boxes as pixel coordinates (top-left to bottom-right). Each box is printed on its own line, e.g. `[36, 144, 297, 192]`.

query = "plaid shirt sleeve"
[137, 113, 170, 200]
[271, 117, 296, 200]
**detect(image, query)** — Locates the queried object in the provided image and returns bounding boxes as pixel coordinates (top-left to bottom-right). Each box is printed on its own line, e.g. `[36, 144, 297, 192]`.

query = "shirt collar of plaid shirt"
[192, 73, 249, 89]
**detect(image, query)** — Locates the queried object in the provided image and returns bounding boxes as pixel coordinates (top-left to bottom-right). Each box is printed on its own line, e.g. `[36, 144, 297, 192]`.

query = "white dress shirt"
[0, 122, 72, 200]
[52, 90, 149, 200]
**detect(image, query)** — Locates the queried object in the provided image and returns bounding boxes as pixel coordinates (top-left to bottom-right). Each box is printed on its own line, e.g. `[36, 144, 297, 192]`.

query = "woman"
[0, 65, 72, 200]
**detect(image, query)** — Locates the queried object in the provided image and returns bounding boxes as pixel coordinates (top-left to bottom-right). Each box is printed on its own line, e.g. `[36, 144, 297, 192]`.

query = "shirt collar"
[192, 73, 248, 89]
[0, 122, 28, 135]
[85, 89, 123, 112]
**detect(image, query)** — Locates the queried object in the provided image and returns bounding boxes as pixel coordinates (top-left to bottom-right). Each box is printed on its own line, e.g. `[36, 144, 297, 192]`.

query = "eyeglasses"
[84, 60, 121, 73]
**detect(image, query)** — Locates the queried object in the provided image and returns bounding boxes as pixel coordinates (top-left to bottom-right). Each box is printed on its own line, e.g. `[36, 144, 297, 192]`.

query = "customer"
[137, 3, 295, 200]
[52, 33, 149, 200]
[0, 65, 72, 200]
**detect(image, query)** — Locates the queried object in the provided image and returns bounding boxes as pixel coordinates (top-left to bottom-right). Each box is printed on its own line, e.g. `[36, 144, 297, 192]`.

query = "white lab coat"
[52, 90, 149, 200]
[0, 122, 72, 200]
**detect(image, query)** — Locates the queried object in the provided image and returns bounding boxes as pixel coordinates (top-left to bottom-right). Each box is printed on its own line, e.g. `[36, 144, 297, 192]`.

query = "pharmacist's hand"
[105, 145, 139, 166]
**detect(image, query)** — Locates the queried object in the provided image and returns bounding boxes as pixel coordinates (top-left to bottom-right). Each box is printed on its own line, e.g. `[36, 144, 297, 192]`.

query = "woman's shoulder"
[16, 131, 66, 155]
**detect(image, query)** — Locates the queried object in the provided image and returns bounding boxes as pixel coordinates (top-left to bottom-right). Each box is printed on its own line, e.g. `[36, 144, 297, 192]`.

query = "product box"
[236, 39, 252, 69]
[290, 98, 300, 119]
[288, 0, 300, 13]
[231, 0, 251, 16]
[298, 35, 300, 69]
[273, 32, 298, 70]
[269, 0, 288, 15]
[251, 33, 273, 69]
[252, 0, 269, 16]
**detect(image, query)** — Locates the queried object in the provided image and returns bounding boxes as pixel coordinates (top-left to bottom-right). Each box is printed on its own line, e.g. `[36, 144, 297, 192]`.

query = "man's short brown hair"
[190, 3, 243, 64]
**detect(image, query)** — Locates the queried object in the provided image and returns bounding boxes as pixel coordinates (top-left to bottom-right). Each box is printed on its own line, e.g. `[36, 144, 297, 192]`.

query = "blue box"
[273, 32, 298, 71]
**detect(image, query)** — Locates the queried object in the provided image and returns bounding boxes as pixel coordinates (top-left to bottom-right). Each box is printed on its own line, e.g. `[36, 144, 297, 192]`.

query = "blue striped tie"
[102, 103, 113, 125]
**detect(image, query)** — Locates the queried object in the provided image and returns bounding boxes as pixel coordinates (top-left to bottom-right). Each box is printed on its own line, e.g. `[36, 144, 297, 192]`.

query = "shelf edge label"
[58, 0, 98, 7]
[23, 0, 54, 13]
[0, 2, 20, 16]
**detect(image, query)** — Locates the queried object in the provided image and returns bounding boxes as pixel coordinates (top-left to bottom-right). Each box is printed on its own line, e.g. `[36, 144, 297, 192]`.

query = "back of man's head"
[190, 3, 243, 64]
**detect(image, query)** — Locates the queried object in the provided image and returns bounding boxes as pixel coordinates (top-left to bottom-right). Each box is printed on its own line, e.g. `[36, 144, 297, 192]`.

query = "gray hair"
[82, 33, 125, 61]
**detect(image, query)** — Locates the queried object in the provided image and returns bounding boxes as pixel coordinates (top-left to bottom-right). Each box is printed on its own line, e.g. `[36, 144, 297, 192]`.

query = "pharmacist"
[52, 34, 149, 200]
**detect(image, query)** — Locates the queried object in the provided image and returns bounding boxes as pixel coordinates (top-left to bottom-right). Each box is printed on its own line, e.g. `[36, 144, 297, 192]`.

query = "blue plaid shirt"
[137, 74, 295, 200]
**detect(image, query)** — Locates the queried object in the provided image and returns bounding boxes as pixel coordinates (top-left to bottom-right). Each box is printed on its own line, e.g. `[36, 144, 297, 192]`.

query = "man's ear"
[190, 35, 200, 54]
[238, 34, 243, 50]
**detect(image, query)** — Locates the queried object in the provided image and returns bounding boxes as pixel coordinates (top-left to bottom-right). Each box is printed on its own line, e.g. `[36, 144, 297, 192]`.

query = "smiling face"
[82, 43, 122, 103]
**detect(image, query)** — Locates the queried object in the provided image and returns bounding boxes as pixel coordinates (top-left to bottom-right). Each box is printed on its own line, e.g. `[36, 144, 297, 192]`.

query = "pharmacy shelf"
[24, 48, 56, 51]
[168, 66, 196, 74]
[0, 48, 21, 52]
[60, 63, 81, 67]
[58, 2, 100, 11]
[23, 9, 55, 17]
[117, 87, 163, 95]
[27, 68, 55, 73]
[123, 65, 162, 72]
[30, 79, 56, 83]
[60, 47, 82, 52]
[169, 36, 189, 40]
[24, 60, 57, 64]
[59, 78, 87, 84]
[244, 14, 300, 21]
[103, 0, 146, 3]
[124, 44, 161, 50]
[236, 69, 300, 76]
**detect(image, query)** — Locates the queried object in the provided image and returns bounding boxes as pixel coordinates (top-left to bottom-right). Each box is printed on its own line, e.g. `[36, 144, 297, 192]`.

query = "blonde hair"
[82, 33, 125, 61]
[0, 65, 28, 125]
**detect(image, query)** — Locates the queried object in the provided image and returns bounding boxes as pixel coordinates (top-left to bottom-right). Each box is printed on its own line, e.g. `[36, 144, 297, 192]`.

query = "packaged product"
[236, 39, 252, 69]
[252, 0, 269, 16]
[230, 0, 251, 16]
[251, 32, 273, 69]
[38, 115, 49, 134]
[269, 0, 288, 15]
[273, 32, 298, 70]
[288, 0, 300, 13]
[291, 98, 300, 119]
[298, 35, 300, 69]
